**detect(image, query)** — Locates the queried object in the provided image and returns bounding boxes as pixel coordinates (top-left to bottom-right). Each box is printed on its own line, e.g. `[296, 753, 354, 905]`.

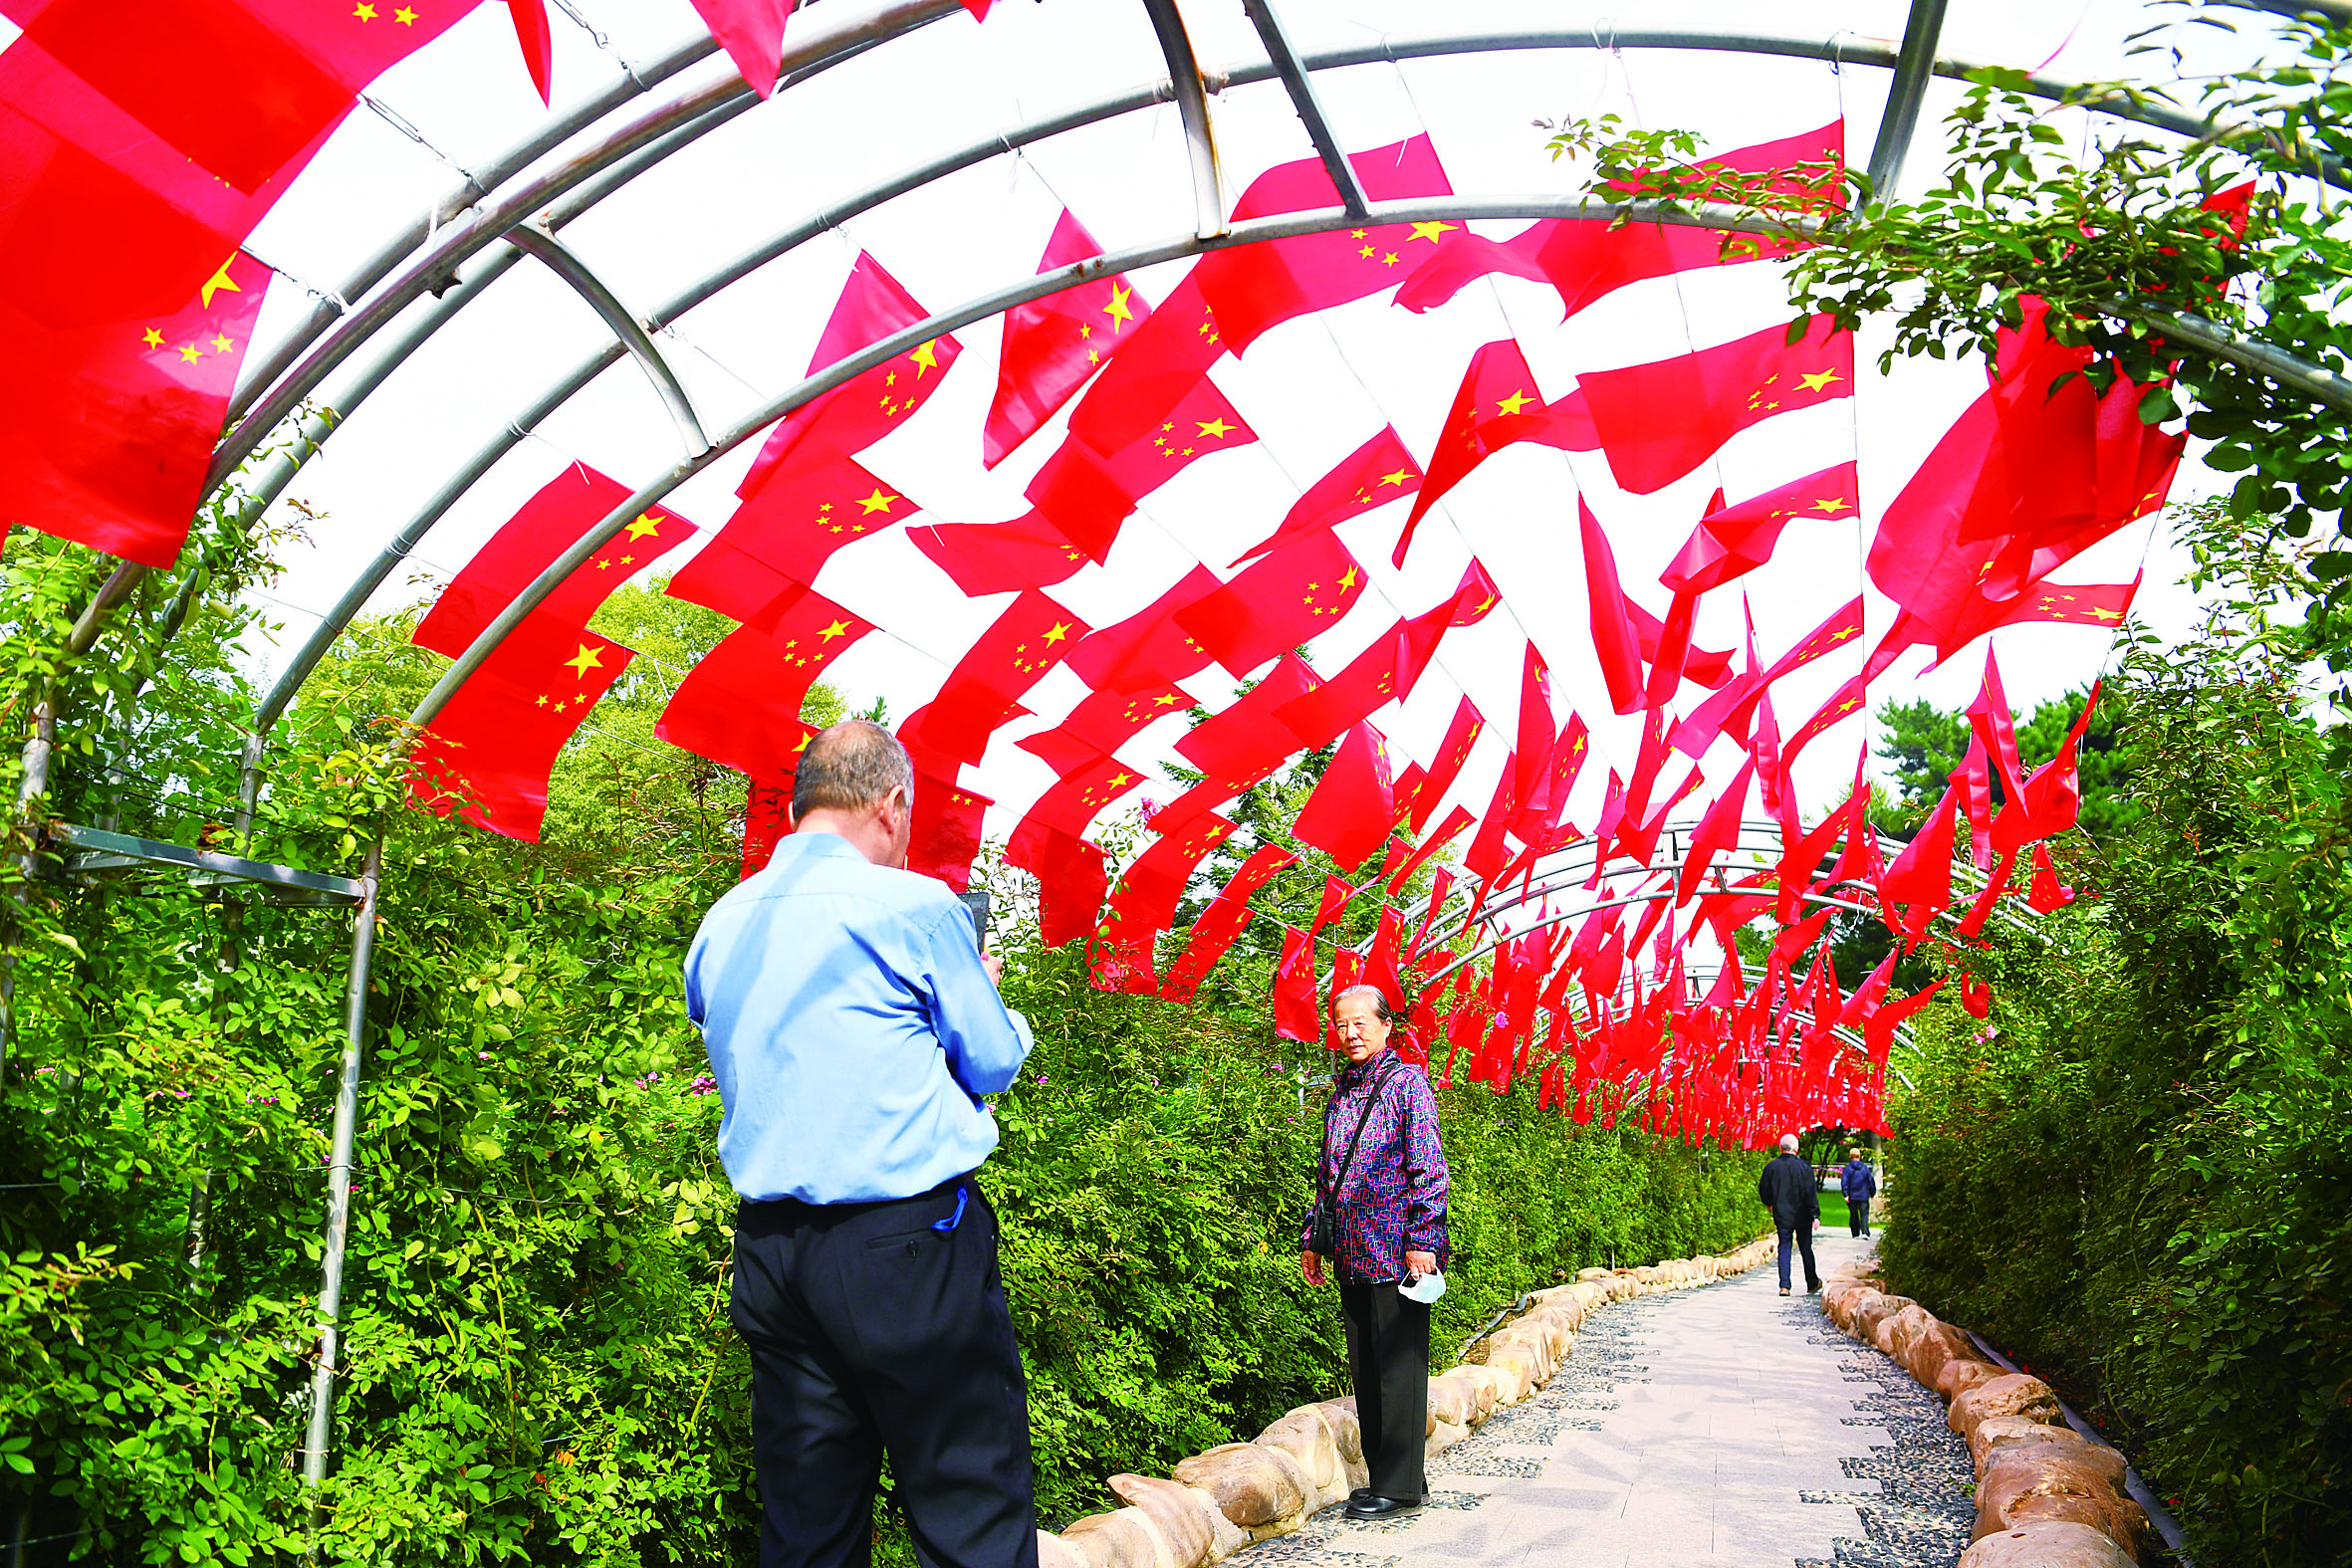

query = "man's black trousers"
[1849, 1197, 1871, 1237]
[1338, 1280, 1430, 1501]
[731, 1177, 1037, 1568]
[1776, 1218, 1820, 1291]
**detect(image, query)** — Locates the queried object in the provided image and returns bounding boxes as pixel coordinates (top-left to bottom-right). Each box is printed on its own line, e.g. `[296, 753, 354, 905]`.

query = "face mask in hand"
[1398, 1270, 1446, 1305]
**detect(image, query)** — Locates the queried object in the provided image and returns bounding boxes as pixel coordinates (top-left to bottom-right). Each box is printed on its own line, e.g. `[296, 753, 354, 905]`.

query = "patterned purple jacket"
[1301, 1051, 1450, 1283]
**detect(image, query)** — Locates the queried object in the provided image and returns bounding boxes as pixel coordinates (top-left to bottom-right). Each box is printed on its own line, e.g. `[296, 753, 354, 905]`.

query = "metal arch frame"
[201, 22, 2352, 775]
[1240, 0, 1368, 220]
[505, 223, 712, 454]
[1865, 0, 1950, 195]
[1141, 0, 1226, 241]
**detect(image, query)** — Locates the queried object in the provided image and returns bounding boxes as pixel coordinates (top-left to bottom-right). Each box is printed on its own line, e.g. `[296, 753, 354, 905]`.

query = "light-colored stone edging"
[1818, 1264, 2155, 1568]
[1035, 1235, 1780, 1568]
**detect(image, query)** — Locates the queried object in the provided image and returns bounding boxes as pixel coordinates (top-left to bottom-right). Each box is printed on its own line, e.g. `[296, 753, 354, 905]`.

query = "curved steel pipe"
[508, 224, 712, 453]
[1140, 0, 1225, 240]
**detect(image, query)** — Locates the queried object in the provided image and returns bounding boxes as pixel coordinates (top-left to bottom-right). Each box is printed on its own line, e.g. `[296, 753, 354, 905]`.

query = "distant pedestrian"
[1840, 1147, 1878, 1238]
[1758, 1133, 1821, 1296]
[687, 722, 1038, 1568]
[1299, 986, 1450, 1522]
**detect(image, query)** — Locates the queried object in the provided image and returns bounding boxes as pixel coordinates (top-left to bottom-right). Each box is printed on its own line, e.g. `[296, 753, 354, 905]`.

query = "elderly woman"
[1298, 985, 1450, 1520]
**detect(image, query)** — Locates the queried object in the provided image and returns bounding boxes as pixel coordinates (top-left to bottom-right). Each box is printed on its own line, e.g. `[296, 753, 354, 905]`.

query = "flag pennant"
[1013, 729, 1147, 838]
[1389, 805, 1474, 895]
[1025, 374, 1255, 561]
[1193, 133, 1458, 353]
[0, 248, 271, 566]
[906, 509, 1089, 595]
[1007, 819, 1110, 947]
[1060, 679, 1199, 756]
[737, 253, 962, 491]
[1236, 425, 1424, 564]
[1087, 932, 1161, 996]
[1272, 925, 1321, 1041]
[685, 450, 916, 614]
[653, 582, 867, 782]
[906, 774, 993, 893]
[1290, 721, 1398, 871]
[1105, 811, 1238, 937]
[1576, 315, 1853, 495]
[740, 778, 790, 880]
[1160, 890, 1257, 1006]
[1581, 498, 1647, 716]
[1992, 682, 2100, 856]
[1394, 121, 1843, 318]
[419, 467, 693, 655]
[1064, 565, 1222, 694]
[1992, 576, 2141, 633]
[409, 617, 633, 843]
[1064, 272, 1227, 459]
[1272, 559, 1497, 751]
[1175, 531, 1370, 677]
[1395, 337, 1598, 566]
[1167, 654, 1321, 809]
[898, 588, 1090, 771]
[985, 208, 1151, 468]
[1660, 461, 1859, 596]
[1214, 841, 1302, 909]
[684, 0, 793, 96]
[1407, 696, 1487, 834]
[507, 0, 554, 104]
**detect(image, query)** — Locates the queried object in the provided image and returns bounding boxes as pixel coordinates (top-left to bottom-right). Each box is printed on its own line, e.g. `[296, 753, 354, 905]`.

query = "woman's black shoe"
[1344, 1494, 1421, 1519]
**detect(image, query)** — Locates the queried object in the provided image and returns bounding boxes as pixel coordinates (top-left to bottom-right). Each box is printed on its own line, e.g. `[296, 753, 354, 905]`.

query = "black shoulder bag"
[1303, 1057, 1399, 1257]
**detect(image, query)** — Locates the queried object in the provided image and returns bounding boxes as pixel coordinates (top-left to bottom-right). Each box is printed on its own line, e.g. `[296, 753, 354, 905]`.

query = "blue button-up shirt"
[685, 831, 1034, 1204]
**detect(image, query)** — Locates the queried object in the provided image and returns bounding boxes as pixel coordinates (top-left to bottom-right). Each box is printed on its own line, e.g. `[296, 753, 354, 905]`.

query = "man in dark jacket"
[1840, 1148, 1879, 1238]
[1758, 1133, 1821, 1296]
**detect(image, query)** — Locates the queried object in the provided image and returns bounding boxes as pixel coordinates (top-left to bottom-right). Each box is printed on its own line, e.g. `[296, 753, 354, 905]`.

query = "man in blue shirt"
[687, 721, 1037, 1568]
[1841, 1146, 1879, 1237]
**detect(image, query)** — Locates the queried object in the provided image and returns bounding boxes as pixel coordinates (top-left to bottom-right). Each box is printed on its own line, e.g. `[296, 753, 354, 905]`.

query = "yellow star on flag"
[210, 333, 234, 352]
[177, 344, 202, 363]
[910, 340, 941, 376]
[1797, 369, 1844, 393]
[199, 257, 243, 309]
[1377, 469, 1411, 487]
[625, 513, 665, 541]
[1196, 417, 1235, 440]
[565, 643, 605, 677]
[140, 328, 164, 348]
[1495, 390, 1533, 416]
[1043, 621, 1072, 644]
[353, 1, 376, 17]
[1101, 283, 1135, 332]
[855, 488, 900, 515]
[1407, 220, 1458, 245]
[1809, 497, 1851, 514]
[1337, 565, 1360, 590]
[393, 5, 417, 23]
[819, 618, 851, 640]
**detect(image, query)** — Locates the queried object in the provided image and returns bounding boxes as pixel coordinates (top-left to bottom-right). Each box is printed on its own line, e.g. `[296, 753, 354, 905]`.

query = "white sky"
[39, 0, 2283, 851]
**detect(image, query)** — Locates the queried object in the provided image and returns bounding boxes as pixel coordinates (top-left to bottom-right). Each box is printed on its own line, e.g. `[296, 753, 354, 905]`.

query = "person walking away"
[1759, 1132, 1822, 1296]
[686, 722, 1038, 1568]
[1299, 986, 1449, 1520]
[1840, 1147, 1879, 1238]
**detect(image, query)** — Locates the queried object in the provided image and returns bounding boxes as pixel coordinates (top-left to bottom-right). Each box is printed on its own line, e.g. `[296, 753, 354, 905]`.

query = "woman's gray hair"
[1329, 984, 1393, 1025]
[793, 720, 914, 820]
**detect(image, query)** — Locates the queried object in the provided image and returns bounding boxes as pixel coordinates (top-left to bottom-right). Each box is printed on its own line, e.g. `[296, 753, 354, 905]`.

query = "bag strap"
[1318, 1056, 1402, 1204]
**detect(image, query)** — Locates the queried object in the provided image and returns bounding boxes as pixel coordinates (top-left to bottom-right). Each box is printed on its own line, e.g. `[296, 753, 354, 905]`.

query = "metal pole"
[300, 836, 384, 1515]
[1140, 0, 1225, 241]
[1865, 0, 1950, 197]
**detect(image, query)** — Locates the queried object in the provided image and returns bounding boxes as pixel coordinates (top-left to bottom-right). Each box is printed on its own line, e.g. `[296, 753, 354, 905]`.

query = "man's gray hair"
[1329, 984, 1393, 1025]
[1779, 1133, 1801, 1153]
[793, 720, 914, 820]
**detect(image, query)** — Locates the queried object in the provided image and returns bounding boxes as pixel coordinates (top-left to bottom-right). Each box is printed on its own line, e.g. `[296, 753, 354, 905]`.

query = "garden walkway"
[1252, 1232, 1979, 1568]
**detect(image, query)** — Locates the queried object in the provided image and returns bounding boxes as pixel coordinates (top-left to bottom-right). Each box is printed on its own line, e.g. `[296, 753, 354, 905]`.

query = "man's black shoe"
[1347, 1487, 1373, 1504]
[1344, 1495, 1421, 1520]
[1806, 1282, 1821, 1293]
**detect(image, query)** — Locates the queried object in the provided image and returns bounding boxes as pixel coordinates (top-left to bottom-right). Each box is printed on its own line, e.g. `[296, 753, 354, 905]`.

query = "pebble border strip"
[1035, 1234, 1781, 1568]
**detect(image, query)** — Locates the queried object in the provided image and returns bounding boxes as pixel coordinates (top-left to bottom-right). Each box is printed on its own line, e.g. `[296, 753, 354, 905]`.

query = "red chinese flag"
[1388, 804, 1474, 894]
[5, 0, 481, 198]
[1879, 784, 1961, 937]
[1394, 122, 1842, 319]
[1159, 892, 1256, 1006]
[685, 0, 792, 97]
[1064, 272, 1227, 459]
[1396, 338, 1598, 566]
[1660, 461, 1859, 596]
[1194, 134, 1458, 353]
[1087, 932, 1160, 997]
[1581, 499, 1646, 716]
[1993, 682, 2099, 856]
[0, 37, 325, 333]
[740, 778, 789, 880]
[986, 209, 1151, 468]
[1993, 577, 2140, 633]
[685, 451, 916, 612]
[1216, 841, 1301, 908]
[1060, 679, 1198, 756]
[1276, 556, 1502, 750]
[0, 249, 269, 566]
[1106, 812, 1238, 936]
[738, 253, 961, 491]
[1171, 653, 1320, 792]
[906, 774, 992, 893]
[1013, 728, 1146, 838]
[1678, 757, 1755, 906]
[506, 0, 553, 103]
[416, 467, 693, 655]
[1006, 819, 1109, 947]
[1026, 374, 1256, 562]
[1408, 696, 1487, 834]
[653, 583, 868, 781]
[1272, 924, 1321, 1042]
[409, 618, 633, 843]
[1291, 721, 1398, 871]
[899, 588, 1090, 770]
[1176, 532, 1370, 678]
[1234, 425, 1423, 564]
[1779, 673, 1870, 770]
[1064, 565, 1222, 693]
[907, 509, 1088, 595]
[1577, 316, 1854, 496]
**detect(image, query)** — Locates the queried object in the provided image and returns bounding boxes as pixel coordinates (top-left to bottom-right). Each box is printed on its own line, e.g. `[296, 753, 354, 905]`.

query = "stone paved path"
[1249, 1232, 1977, 1568]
